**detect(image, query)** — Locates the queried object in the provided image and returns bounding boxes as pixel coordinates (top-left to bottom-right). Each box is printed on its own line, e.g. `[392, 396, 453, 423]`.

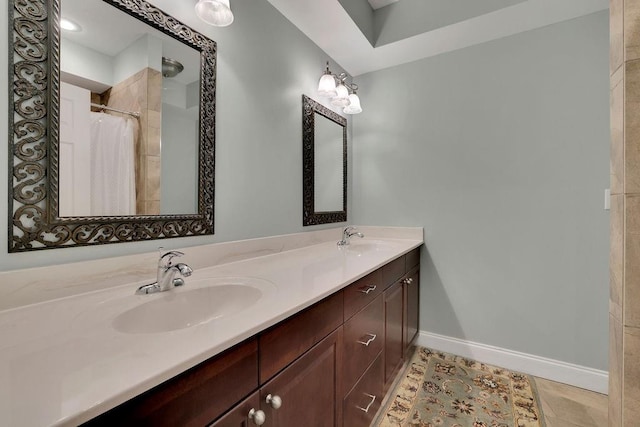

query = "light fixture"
[317, 64, 337, 97]
[195, 0, 234, 27]
[162, 57, 184, 78]
[331, 83, 350, 108]
[60, 17, 82, 32]
[317, 61, 363, 114]
[343, 93, 362, 115]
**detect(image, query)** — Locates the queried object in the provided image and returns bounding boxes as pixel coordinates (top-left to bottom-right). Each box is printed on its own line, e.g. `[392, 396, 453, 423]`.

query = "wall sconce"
[317, 62, 362, 114]
[195, 0, 234, 27]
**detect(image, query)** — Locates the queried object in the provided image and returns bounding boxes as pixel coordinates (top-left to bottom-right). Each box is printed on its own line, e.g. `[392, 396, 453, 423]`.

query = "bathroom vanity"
[0, 227, 422, 426]
[84, 247, 420, 427]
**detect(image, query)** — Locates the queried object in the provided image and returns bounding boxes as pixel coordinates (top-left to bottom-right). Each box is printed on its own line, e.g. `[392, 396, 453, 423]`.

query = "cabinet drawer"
[343, 269, 382, 320]
[343, 353, 383, 427]
[259, 291, 343, 384]
[405, 248, 420, 271]
[343, 294, 384, 392]
[83, 339, 259, 427]
[382, 256, 405, 288]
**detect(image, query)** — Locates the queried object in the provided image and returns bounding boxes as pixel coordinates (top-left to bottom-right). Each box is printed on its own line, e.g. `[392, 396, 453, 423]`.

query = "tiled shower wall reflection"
[610, 0, 640, 425]
[107, 67, 162, 215]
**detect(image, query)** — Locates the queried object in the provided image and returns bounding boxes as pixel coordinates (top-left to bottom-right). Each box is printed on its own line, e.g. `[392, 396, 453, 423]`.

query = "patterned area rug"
[375, 347, 546, 427]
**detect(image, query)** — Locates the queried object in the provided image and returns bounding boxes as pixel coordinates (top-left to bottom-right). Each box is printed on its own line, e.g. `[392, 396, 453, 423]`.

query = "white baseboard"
[416, 331, 608, 395]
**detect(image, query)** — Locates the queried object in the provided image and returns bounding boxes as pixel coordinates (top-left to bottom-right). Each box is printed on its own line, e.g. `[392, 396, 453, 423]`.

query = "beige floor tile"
[544, 417, 597, 427]
[534, 377, 607, 427]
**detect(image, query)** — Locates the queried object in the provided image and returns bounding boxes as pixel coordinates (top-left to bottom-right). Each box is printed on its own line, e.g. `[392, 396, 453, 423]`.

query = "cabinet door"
[261, 328, 343, 427]
[404, 268, 420, 355]
[384, 280, 404, 391]
[209, 392, 261, 427]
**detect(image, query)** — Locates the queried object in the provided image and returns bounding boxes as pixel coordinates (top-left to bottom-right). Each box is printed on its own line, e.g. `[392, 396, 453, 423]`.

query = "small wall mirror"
[302, 95, 347, 226]
[8, 0, 216, 251]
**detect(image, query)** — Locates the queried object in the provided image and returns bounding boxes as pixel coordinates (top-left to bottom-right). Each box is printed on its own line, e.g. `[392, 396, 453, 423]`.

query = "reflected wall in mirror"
[59, 0, 202, 217]
[302, 95, 347, 226]
[8, 0, 216, 251]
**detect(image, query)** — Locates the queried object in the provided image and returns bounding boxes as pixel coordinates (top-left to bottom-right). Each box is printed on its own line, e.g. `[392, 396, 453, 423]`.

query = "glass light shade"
[195, 0, 234, 27]
[343, 93, 362, 114]
[330, 84, 350, 107]
[318, 74, 337, 97]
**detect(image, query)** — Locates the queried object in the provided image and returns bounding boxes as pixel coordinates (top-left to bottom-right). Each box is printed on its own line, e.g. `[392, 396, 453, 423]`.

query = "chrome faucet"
[135, 249, 193, 295]
[337, 226, 364, 246]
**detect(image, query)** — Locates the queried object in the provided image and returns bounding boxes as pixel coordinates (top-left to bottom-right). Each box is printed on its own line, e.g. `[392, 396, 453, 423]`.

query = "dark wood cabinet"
[83, 339, 259, 427]
[84, 246, 421, 427]
[383, 248, 420, 393]
[343, 353, 383, 427]
[214, 330, 343, 427]
[404, 267, 420, 356]
[259, 291, 343, 384]
[208, 392, 261, 427]
[343, 269, 382, 320]
[343, 294, 384, 392]
[383, 279, 404, 391]
[382, 256, 405, 287]
[261, 328, 343, 427]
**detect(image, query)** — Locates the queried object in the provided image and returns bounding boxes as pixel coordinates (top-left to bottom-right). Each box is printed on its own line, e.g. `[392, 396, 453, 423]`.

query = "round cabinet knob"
[265, 393, 282, 409]
[248, 408, 266, 425]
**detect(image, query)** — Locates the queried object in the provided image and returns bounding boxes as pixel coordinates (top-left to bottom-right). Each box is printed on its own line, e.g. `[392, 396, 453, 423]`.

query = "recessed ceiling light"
[60, 18, 82, 32]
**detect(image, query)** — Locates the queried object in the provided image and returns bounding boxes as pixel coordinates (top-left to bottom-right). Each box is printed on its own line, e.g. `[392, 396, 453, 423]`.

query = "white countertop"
[0, 229, 422, 426]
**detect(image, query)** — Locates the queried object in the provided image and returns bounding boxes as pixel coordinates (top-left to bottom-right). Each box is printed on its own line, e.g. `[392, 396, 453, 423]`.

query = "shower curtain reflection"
[89, 112, 137, 216]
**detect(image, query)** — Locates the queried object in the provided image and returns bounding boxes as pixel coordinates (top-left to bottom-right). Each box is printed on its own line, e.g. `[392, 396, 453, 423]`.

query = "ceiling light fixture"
[162, 57, 184, 78]
[195, 0, 234, 27]
[317, 61, 362, 115]
[60, 18, 82, 32]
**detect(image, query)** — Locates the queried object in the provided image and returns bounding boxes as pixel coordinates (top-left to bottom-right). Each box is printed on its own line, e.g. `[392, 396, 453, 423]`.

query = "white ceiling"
[61, 0, 200, 86]
[266, 0, 609, 76]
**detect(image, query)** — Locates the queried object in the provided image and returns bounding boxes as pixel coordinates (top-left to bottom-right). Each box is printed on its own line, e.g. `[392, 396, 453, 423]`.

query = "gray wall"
[0, 0, 350, 270]
[352, 11, 610, 370]
[160, 103, 199, 215]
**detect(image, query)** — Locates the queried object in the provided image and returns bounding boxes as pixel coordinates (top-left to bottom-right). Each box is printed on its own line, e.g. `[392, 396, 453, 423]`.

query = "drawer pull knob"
[356, 393, 377, 413]
[358, 285, 377, 294]
[248, 408, 266, 425]
[265, 393, 282, 409]
[357, 333, 377, 346]
[403, 278, 414, 285]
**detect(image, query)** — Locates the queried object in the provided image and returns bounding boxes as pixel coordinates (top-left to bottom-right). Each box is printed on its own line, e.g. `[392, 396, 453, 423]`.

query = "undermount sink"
[113, 277, 274, 334]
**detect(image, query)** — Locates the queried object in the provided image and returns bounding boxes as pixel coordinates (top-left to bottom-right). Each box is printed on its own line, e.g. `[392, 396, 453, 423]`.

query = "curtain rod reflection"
[91, 103, 141, 118]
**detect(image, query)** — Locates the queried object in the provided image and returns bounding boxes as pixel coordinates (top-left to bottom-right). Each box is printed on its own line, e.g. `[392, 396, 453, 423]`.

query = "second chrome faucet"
[136, 249, 193, 295]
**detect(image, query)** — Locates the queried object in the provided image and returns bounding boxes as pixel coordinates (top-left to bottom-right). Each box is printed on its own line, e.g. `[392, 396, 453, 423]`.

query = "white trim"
[417, 331, 608, 394]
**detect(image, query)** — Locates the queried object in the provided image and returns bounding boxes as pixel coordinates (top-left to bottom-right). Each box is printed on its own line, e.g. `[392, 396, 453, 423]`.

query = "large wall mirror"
[8, 0, 216, 251]
[302, 95, 347, 226]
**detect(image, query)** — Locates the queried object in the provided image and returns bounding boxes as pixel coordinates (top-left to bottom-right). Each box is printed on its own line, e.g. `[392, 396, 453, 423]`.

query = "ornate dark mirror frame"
[302, 95, 347, 226]
[8, 0, 216, 252]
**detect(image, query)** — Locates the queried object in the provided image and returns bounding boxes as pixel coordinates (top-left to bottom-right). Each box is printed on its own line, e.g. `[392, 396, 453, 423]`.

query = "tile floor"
[533, 377, 608, 427]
